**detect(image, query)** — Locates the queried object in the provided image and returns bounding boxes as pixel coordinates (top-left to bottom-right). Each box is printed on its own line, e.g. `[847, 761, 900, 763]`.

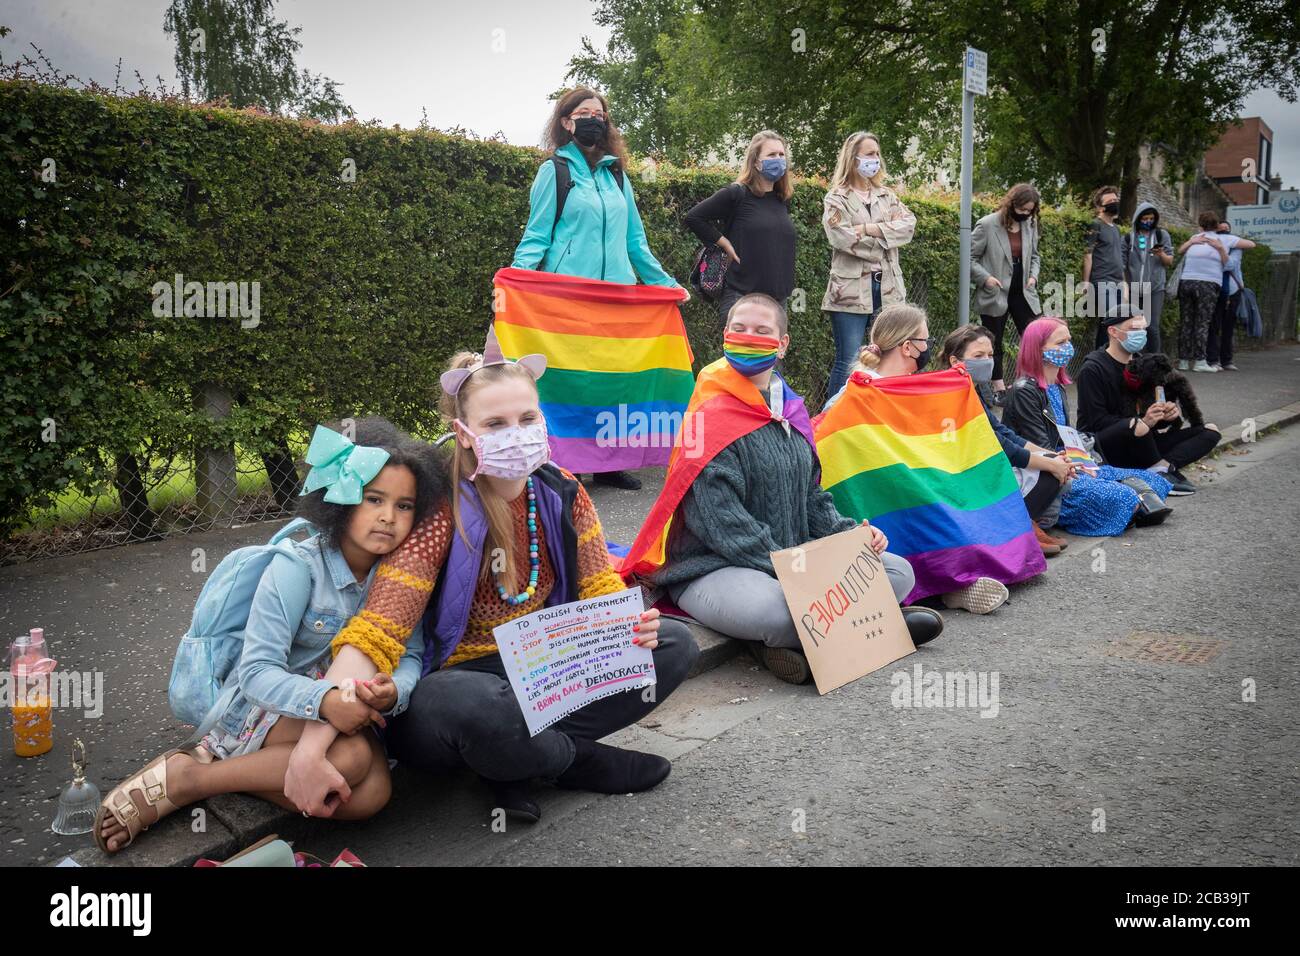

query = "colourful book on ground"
[619, 358, 814, 581]
[813, 367, 1046, 602]
[492, 267, 694, 474]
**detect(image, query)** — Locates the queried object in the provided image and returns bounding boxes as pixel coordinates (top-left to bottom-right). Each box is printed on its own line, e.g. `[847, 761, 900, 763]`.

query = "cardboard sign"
[771, 525, 915, 694]
[493, 588, 654, 736]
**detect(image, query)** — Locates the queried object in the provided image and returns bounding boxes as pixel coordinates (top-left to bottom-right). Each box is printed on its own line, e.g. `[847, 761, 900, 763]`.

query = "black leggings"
[1097, 423, 1221, 471]
[386, 619, 700, 782]
[1022, 471, 1062, 522]
[980, 260, 1038, 381]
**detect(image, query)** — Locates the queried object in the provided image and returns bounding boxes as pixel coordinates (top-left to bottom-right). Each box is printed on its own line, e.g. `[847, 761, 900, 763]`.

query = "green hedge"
[0, 81, 1274, 531]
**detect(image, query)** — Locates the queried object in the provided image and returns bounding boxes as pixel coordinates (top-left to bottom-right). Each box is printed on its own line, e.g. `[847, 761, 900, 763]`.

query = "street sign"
[964, 47, 987, 96]
[1228, 190, 1300, 253]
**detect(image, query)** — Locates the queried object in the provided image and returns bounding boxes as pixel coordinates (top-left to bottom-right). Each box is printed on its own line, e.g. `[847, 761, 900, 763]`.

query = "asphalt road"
[251, 426, 1300, 866]
[2, 348, 1297, 866]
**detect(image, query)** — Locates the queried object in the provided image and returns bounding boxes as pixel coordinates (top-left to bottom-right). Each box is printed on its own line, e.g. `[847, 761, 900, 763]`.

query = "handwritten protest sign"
[1054, 423, 1098, 475]
[772, 524, 915, 694]
[494, 587, 654, 736]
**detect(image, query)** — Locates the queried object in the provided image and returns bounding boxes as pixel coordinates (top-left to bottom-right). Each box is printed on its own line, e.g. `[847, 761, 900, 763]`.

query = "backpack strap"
[548, 154, 573, 240]
[269, 517, 315, 545]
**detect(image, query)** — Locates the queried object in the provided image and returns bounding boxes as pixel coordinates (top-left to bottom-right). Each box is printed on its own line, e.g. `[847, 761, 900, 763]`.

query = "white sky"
[2, 0, 1297, 186]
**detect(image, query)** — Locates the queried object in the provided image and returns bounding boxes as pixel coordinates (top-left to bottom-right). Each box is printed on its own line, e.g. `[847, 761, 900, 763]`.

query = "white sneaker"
[1209, 363, 1223, 371]
[1192, 360, 1218, 372]
[1221, 362, 1239, 371]
[942, 577, 1010, 615]
[1177, 360, 1190, 371]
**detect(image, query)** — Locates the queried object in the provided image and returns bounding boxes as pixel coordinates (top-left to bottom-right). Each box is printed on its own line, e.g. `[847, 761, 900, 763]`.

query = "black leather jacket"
[1002, 376, 1066, 450]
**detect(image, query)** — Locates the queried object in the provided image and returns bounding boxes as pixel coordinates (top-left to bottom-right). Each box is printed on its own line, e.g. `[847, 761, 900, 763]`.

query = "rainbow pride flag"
[492, 268, 694, 474]
[620, 358, 814, 581]
[813, 367, 1045, 602]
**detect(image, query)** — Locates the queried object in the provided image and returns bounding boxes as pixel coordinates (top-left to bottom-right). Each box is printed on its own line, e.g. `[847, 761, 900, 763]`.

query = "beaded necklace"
[496, 475, 540, 605]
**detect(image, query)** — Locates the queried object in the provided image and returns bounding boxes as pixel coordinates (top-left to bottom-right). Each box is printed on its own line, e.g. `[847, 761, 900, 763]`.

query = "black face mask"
[1138, 218, 1155, 230]
[912, 343, 932, 373]
[1103, 201, 1120, 216]
[1011, 210, 1031, 222]
[572, 117, 607, 147]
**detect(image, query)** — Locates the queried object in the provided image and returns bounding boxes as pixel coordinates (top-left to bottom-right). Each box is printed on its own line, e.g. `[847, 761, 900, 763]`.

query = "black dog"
[1127, 352, 1205, 428]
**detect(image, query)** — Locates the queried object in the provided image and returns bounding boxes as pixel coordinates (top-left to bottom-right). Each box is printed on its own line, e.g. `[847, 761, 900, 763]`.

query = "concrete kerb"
[1214, 401, 1300, 452]
[55, 400, 1300, 867]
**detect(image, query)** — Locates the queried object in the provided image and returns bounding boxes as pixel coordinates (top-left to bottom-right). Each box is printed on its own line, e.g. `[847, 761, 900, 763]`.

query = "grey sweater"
[653, 398, 857, 597]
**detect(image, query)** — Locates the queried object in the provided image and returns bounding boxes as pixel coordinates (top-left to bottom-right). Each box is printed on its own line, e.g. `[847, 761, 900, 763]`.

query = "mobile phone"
[1155, 386, 1166, 404]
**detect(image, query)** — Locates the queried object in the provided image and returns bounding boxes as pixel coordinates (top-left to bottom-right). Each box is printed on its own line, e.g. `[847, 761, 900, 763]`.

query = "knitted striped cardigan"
[331, 468, 626, 671]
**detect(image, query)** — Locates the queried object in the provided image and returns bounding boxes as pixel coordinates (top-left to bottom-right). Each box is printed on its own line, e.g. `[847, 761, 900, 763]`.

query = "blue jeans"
[828, 309, 875, 400]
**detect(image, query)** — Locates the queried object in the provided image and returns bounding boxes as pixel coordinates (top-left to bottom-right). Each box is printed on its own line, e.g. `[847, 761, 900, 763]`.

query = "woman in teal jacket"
[512, 87, 682, 489]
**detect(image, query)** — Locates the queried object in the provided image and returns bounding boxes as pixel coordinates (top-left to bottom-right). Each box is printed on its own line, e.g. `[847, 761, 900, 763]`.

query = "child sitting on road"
[96, 418, 443, 852]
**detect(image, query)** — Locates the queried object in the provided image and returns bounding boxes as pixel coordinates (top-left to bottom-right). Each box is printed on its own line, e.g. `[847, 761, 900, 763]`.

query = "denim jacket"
[199, 533, 424, 741]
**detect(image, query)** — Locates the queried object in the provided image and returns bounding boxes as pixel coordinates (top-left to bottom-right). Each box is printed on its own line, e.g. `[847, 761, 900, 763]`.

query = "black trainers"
[1165, 468, 1197, 496]
[592, 470, 643, 490]
[554, 737, 671, 793]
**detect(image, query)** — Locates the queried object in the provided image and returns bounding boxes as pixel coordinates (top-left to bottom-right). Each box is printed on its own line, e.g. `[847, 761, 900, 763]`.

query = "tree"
[163, 0, 354, 122]
[569, 0, 1300, 214]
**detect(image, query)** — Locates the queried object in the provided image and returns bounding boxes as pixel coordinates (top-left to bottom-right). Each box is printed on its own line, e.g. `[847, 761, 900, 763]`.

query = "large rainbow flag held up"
[813, 366, 1046, 602]
[620, 358, 815, 582]
[492, 268, 694, 474]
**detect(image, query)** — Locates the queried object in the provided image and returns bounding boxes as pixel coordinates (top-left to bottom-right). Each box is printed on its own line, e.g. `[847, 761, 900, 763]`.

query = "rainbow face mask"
[722, 331, 782, 376]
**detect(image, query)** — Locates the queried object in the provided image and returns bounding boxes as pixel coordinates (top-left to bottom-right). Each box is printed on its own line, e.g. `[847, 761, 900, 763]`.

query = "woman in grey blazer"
[970, 183, 1043, 395]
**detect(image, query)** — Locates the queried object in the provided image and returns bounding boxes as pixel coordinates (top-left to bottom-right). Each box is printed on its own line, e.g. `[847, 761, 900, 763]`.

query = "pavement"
[2, 342, 1297, 866]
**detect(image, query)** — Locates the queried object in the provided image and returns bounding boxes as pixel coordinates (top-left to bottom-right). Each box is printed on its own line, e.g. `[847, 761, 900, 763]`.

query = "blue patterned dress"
[1047, 384, 1171, 536]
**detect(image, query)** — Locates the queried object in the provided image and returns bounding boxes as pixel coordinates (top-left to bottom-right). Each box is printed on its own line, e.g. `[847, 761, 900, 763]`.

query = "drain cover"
[1105, 631, 1227, 665]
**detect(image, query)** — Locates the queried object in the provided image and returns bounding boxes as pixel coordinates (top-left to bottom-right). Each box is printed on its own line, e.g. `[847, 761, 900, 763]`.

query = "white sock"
[1151, 462, 1170, 474]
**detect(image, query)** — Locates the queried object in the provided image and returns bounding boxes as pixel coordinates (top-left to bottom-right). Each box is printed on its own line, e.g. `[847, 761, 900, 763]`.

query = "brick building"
[1133, 116, 1283, 229]
[1205, 116, 1275, 205]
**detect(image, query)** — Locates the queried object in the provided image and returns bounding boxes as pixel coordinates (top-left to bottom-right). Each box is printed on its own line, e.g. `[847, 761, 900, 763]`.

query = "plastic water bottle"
[10, 628, 57, 757]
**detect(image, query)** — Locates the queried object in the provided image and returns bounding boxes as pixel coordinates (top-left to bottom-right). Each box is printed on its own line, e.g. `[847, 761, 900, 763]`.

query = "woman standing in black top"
[684, 130, 797, 322]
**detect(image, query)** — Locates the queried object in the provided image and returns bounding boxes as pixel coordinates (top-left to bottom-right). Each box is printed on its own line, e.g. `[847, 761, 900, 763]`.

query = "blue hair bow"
[299, 425, 390, 505]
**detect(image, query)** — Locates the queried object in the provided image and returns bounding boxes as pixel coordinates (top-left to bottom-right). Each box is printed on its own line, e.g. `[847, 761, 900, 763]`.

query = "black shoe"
[902, 606, 944, 646]
[483, 777, 540, 824]
[1119, 476, 1174, 526]
[553, 737, 671, 794]
[759, 646, 813, 684]
[1165, 468, 1197, 496]
[592, 470, 642, 491]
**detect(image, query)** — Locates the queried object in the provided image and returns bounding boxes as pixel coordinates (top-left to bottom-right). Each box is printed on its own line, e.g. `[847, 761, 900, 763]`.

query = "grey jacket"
[1122, 201, 1174, 294]
[969, 210, 1042, 316]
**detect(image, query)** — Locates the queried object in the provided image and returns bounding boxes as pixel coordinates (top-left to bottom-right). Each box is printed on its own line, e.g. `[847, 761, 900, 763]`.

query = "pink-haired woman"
[1001, 318, 1172, 536]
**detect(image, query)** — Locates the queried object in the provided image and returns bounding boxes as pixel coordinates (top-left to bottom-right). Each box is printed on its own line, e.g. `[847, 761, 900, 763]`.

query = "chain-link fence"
[2, 440, 304, 565]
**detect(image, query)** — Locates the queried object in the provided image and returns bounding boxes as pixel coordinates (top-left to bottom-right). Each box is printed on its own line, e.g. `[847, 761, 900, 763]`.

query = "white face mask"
[456, 420, 550, 480]
[857, 156, 881, 179]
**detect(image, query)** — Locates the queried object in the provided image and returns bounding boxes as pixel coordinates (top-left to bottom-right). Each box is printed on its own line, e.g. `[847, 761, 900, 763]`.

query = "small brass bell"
[52, 739, 101, 836]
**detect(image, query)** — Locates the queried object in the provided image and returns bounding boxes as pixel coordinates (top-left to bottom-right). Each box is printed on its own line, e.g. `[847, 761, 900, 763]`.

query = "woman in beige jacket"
[821, 131, 916, 398]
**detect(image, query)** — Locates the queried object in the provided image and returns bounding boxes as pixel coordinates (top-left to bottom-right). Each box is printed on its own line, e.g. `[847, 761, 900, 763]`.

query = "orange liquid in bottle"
[13, 693, 53, 757]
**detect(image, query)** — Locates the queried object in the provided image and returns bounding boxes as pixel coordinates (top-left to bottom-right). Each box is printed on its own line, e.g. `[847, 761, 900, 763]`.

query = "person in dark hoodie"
[1076, 305, 1221, 495]
[1122, 201, 1175, 355]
